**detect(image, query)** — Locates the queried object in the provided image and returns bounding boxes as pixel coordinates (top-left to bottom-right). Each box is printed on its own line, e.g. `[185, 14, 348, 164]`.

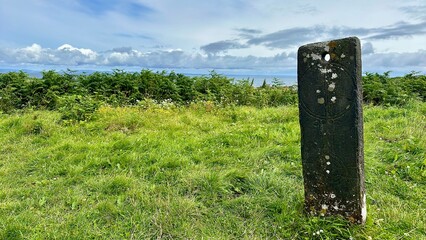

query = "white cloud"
[1, 43, 425, 75]
[58, 44, 97, 58]
[0, 43, 295, 70]
[20, 43, 43, 61]
[363, 50, 426, 72]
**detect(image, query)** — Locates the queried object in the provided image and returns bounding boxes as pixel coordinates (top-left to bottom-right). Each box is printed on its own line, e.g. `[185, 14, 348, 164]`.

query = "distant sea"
[0, 67, 297, 87]
[186, 73, 297, 86]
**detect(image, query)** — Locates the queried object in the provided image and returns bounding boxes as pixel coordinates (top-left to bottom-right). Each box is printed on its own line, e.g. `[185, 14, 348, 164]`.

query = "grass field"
[0, 101, 425, 239]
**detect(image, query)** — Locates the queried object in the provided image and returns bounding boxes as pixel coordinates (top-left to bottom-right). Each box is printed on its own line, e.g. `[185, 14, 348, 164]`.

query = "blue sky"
[1, 0, 426, 75]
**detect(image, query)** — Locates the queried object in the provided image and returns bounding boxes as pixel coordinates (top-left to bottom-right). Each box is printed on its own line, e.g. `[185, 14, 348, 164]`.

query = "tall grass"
[0, 101, 424, 239]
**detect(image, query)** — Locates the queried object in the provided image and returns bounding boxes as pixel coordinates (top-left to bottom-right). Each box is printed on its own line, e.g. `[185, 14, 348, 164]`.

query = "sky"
[1, 0, 426, 76]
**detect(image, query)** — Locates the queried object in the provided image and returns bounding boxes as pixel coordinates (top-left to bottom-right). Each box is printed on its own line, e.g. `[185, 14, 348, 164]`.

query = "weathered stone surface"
[297, 37, 366, 224]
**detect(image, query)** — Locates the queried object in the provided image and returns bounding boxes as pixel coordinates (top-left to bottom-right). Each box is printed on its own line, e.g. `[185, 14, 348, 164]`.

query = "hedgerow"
[1, 69, 424, 120]
[0, 70, 297, 117]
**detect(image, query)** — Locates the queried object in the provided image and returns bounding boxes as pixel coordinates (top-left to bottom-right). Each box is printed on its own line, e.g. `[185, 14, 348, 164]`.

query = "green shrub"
[57, 95, 101, 122]
[0, 85, 19, 113]
[363, 71, 425, 106]
[400, 71, 426, 101]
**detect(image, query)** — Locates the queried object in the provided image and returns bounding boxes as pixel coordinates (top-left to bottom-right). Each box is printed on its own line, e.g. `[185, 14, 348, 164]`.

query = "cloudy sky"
[1, 0, 426, 76]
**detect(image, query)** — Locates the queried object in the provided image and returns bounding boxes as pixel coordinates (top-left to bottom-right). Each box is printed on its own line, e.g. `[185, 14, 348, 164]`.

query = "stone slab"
[297, 37, 366, 224]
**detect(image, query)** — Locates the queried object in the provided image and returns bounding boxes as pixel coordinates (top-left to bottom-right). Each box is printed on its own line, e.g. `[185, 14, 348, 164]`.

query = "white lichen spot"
[320, 68, 332, 74]
[302, 52, 307, 57]
[361, 193, 367, 223]
[333, 205, 339, 210]
[321, 204, 328, 210]
[330, 193, 336, 198]
[331, 73, 338, 79]
[324, 46, 330, 52]
[326, 170, 330, 174]
[326, 161, 331, 165]
[304, 58, 307, 63]
[316, 89, 321, 93]
[331, 96, 337, 103]
[328, 82, 336, 91]
[311, 62, 314, 65]
[317, 98, 325, 104]
[346, 105, 350, 109]
[325, 155, 330, 160]
[311, 53, 322, 61]
[341, 53, 346, 58]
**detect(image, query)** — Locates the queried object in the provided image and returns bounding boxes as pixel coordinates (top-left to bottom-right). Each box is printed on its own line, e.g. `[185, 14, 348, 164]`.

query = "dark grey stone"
[297, 37, 366, 224]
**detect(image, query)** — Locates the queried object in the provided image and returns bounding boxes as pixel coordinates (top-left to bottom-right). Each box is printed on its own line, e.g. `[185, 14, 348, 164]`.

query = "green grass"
[0, 101, 425, 239]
